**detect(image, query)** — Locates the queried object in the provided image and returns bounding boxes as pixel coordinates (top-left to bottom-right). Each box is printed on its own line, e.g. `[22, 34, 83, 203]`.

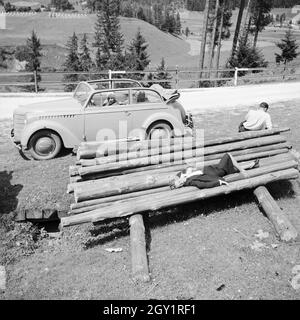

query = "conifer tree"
[79, 33, 93, 73]
[127, 28, 150, 71]
[137, 7, 146, 21]
[25, 30, 42, 91]
[275, 27, 299, 69]
[153, 3, 163, 29]
[175, 12, 182, 35]
[154, 57, 172, 89]
[227, 37, 268, 77]
[93, 0, 124, 70]
[63, 32, 82, 92]
[93, 11, 110, 68]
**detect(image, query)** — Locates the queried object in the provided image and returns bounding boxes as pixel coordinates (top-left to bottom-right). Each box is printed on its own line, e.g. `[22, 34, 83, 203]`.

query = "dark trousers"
[185, 153, 240, 189]
[204, 153, 240, 178]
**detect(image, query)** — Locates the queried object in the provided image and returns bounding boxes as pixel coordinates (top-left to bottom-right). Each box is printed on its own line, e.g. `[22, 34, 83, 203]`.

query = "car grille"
[13, 114, 26, 141]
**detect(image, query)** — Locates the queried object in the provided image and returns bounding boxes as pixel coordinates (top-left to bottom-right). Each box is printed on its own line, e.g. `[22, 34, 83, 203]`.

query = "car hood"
[14, 97, 82, 115]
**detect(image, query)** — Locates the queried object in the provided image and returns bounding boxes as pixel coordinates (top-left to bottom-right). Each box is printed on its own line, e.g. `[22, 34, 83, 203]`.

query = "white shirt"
[244, 109, 272, 130]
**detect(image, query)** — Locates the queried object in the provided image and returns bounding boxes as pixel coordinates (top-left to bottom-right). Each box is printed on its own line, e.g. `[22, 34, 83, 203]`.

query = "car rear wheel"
[147, 122, 173, 140]
[28, 130, 62, 160]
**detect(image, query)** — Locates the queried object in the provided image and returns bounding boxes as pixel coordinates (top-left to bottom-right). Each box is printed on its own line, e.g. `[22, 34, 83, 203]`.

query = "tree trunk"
[214, 0, 225, 79]
[199, 0, 210, 83]
[231, 0, 246, 58]
[253, 6, 262, 49]
[208, 0, 220, 79]
[253, 28, 259, 48]
[253, 186, 298, 242]
[241, 0, 252, 46]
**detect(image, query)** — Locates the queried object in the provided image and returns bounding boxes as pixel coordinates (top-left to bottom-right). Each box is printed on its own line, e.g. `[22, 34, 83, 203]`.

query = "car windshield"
[73, 83, 93, 105]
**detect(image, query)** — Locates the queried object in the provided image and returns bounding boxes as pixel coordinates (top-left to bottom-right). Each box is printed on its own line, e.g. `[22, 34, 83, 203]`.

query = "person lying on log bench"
[169, 153, 259, 190]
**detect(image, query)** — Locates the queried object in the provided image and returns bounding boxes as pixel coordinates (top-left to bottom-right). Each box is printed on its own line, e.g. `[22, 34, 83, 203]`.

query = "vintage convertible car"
[11, 79, 193, 160]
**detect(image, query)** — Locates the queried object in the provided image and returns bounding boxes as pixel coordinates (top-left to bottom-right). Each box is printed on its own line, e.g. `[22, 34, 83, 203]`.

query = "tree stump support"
[253, 186, 298, 242]
[129, 214, 151, 282]
[289, 149, 300, 200]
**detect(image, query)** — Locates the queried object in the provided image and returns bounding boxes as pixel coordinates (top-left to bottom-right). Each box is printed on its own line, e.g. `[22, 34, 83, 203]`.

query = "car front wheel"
[147, 122, 173, 140]
[28, 130, 62, 160]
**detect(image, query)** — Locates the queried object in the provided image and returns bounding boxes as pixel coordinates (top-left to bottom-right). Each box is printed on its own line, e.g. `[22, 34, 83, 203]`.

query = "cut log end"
[253, 186, 298, 243]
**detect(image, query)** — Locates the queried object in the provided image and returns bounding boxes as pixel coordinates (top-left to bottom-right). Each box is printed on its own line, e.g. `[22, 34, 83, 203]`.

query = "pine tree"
[93, 10, 110, 68]
[79, 33, 93, 73]
[275, 27, 299, 68]
[154, 3, 164, 30]
[93, 1, 124, 70]
[154, 57, 172, 89]
[63, 32, 82, 92]
[0, 48, 7, 68]
[185, 26, 190, 37]
[175, 12, 182, 35]
[127, 28, 150, 71]
[227, 36, 268, 76]
[137, 7, 146, 21]
[25, 30, 42, 91]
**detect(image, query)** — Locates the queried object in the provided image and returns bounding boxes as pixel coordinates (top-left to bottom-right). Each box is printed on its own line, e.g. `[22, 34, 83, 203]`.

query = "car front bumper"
[10, 129, 22, 150]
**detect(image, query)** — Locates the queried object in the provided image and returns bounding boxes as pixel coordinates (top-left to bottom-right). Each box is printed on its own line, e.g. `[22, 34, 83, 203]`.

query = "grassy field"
[1, 13, 191, 69]
[1, 99, 300, 300]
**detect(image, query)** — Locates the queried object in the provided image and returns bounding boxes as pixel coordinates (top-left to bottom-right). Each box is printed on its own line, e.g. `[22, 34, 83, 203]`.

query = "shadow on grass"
[84, 219, 130, 249]
[83, 179, 296, 249]
[17, 147, 74, 161]
[0, 171, 23, 234]
[0, 170, 23, 216]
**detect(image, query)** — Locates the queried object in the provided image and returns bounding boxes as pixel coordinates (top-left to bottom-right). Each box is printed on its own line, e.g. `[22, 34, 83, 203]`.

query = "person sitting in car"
[136, 91, 148, 103]
[103, 93, 118, 106]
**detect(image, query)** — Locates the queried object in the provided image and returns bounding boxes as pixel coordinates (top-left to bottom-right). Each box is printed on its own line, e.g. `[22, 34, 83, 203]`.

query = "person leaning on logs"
[238, 102, 272, 133]
[169, 153, 259, 190]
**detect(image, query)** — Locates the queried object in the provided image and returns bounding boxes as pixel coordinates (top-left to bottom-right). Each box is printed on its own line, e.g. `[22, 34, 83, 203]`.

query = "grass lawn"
[1, 99, 300, 299]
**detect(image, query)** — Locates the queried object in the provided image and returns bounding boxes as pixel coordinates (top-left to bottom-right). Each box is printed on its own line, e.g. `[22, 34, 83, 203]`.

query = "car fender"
[21, 120, 81, 149]
[142, 112, 185, 136]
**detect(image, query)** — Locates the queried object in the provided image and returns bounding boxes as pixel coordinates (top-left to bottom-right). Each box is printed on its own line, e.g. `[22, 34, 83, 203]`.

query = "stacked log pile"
[61, 128, 300, 281]
[63, 128, 299, 227]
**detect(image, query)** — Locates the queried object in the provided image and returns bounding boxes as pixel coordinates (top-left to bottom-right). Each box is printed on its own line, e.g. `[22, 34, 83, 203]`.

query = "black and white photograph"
[1, 0, 300, 306]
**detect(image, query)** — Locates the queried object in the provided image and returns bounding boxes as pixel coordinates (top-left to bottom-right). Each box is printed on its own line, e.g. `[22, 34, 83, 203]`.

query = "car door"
[84, 90, 132, 142]
[125, 89, 167, 137]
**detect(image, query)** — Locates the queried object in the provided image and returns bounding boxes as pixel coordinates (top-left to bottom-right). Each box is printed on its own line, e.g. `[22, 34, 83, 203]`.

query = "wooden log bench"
[60, 128, 300, 282]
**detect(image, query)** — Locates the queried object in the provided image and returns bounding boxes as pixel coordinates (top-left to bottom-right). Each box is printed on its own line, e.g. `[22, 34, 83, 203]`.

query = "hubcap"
[151, 128, 170, 140]
[35, 137, 55, 156]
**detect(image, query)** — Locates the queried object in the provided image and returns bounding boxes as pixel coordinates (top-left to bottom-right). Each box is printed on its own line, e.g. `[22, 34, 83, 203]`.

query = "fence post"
[234, 67, 239, 86]
[33, 70, 38, 93]
[108, 69, 112, 80]
[175, 65, 179, 89]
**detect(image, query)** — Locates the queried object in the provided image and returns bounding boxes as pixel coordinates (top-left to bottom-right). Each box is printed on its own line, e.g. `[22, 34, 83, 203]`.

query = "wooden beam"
[253, 186, 298, 242]
[77, 128, 290, 160]
[129, 214, 151, 282]
[70, 143, 290, 183]
[78, 135, 287, 176]
[60, 168, 299, 227]
[69, 153, 294, 214]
